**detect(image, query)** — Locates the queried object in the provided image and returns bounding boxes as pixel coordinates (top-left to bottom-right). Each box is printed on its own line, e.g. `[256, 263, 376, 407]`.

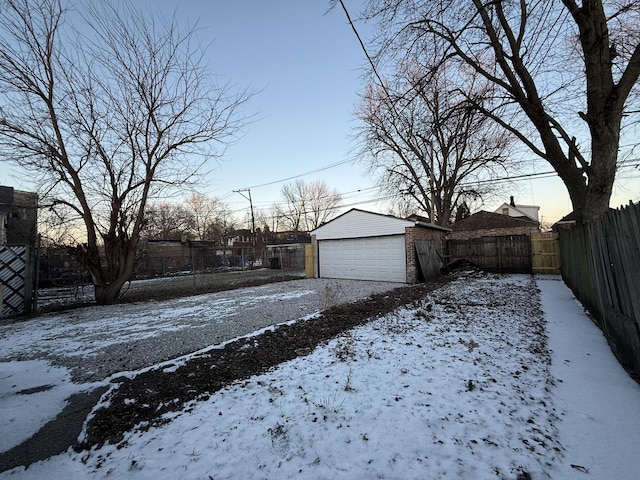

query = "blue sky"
[140, 0, 602, 224]
[150, 0, 385, 220]
[1, 0, 638, 225]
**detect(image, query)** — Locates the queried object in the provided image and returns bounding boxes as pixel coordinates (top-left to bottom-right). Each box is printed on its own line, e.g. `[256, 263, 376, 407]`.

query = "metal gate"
[0, 245, 35, 316]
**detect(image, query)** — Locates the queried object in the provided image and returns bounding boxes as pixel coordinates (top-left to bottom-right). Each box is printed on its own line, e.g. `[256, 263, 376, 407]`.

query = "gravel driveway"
[1, 277, 402, 383]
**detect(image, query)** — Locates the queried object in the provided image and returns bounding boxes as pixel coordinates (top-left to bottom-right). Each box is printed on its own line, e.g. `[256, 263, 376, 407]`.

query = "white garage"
[318, 235, 407, 282]
[311, 208, 449, 283]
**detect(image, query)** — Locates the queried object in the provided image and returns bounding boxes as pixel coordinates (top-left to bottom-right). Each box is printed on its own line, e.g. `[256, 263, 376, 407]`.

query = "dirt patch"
[77, 278, 448, 451]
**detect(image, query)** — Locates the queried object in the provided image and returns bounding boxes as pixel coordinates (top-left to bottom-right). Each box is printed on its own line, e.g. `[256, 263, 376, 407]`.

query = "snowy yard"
[1, 273, 639, 479]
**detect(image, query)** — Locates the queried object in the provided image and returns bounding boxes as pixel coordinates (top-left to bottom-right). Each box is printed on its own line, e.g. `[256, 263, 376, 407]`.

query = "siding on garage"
[313, 209, 414, 240]
[318, 235, 407, 282]
[312, 209, 450, 283]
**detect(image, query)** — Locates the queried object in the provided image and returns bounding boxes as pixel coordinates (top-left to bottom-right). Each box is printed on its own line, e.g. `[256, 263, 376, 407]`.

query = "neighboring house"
[447, 210, 540, 240]
[552, 211, 578, 231]
[0, 186, 38, 245]
[405, 213, 432, 224]
[310, 208, 450, 283]
[271, 230, 311, 244]
[494, 196, 540, 222]
[227, 227, 274, 253]
[0, 186, 38, 316]
[226, 227, 279, 267]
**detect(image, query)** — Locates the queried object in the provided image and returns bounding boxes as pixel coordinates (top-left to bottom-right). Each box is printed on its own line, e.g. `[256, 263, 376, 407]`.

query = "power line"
[229, 163, 640, 213]
[222, 157, 640, 220]
[338, 0, 385, 90]
[237, 158, 355, 191]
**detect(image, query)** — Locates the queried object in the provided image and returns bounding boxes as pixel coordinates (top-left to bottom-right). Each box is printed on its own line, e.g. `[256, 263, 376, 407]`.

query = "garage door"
[318, 235, 406, 282]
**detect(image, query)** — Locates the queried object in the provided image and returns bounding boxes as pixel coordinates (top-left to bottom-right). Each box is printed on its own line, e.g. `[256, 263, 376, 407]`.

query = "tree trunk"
[563, 0, 627, 223]
[90, 238, 136, 305]
[583, 119, 619, 221]
[557, 167, 587, 224]
[94, 281, 126, 306]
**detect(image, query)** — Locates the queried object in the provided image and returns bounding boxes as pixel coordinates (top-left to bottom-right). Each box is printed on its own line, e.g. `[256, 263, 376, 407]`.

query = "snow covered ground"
[0, 278, 398, 383]
[1, 273, 639, 479]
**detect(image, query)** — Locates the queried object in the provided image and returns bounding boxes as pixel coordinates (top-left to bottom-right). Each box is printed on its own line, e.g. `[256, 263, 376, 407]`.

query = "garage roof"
[312, 208, 450, 240]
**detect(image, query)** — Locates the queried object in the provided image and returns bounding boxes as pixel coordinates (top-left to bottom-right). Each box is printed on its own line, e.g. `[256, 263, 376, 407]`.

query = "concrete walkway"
[539, 276, 640, 480]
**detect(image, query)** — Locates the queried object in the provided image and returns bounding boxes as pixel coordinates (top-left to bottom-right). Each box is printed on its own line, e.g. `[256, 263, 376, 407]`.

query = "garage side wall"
[405, 227, 445, 283]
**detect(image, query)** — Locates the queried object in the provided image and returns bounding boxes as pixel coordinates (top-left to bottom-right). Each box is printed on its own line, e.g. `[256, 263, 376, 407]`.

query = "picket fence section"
[559, 202, 640, 375]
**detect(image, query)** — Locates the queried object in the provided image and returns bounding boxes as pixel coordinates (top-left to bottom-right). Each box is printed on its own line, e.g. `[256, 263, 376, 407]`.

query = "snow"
[540, 277, 640, 479]
[1, 274, 640, 479]
[0, 360, 85, 452]
[0, 288, 315, 359]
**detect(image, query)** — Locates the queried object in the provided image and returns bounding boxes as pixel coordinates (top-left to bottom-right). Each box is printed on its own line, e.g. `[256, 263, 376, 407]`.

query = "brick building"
[448, 210, 540, 240]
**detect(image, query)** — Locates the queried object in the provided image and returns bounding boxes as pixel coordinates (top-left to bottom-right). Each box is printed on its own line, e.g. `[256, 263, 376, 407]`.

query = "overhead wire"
[233, 160, 639, 216]
[236, 158, 356, 190]
[222, 0, 640, 216]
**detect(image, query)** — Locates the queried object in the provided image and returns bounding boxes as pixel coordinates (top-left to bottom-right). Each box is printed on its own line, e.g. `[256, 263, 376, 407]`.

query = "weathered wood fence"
[415, 239, 441, 280]
[446, 235, 532, 273]
[559, 202, 640, 375]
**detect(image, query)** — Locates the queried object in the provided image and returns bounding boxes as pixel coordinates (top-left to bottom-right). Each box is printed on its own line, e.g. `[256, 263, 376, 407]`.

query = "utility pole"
[234, 188, 256, 268]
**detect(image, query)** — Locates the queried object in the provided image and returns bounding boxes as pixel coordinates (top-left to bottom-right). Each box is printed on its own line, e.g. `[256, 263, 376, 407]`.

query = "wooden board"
[531, 233, 560, 274]
[415, 239, 440, 280]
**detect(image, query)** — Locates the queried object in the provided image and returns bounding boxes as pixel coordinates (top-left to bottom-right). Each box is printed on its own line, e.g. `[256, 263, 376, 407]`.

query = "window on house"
[502, 208, 509, 215]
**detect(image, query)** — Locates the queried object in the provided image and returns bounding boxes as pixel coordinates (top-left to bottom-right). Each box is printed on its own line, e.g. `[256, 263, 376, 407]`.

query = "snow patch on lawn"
[0, 360, 83, 452]
[0, 289, 315, 359]
[2, 274, 640, 480]
[5, 274, 563, 479]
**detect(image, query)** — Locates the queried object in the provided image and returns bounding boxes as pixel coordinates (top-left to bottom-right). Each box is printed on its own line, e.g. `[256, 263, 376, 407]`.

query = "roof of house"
[270, 235, 311, 245]
[450, 210, 539, 232]
[405, 213, 431, 223]
[493, 202, 539, 221]
[552, 207, 618, 228]
[555, 211, 578, 224]
[231, 229, 252, 236]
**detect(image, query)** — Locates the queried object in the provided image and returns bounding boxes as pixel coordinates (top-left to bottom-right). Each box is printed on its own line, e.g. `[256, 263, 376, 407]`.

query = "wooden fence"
[446, 234, 532, 273]
[559, 202, 640, 375]
[531, 233, 560, 274]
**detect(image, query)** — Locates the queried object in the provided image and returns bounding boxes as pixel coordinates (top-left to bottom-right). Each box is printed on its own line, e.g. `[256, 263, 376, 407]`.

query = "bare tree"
[0, 0, 252, 303]
[258, 207, 280, 234]
[276, 179, 342, 232]
[363, 0, 640, 222]
[356, 64, 513, 225]
[184, 193, 231, 241]
[207, 204, 236, 249]
[303, 180, 343, 229]
[143, 203, 194, 241]
[276, 180, 307, 234]
[38, 205, 84, 247]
